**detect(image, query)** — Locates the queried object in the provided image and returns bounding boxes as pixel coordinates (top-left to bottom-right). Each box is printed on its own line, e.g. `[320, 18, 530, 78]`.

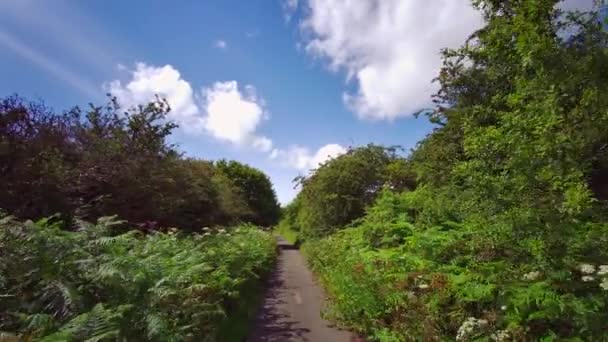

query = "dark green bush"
[0, 95, 280, 231]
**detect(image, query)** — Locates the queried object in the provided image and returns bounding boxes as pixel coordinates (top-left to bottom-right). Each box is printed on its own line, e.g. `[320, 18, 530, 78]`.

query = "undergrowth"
[0, 215, 276, 341]
[302, 190, 608, 341]
[275, 224, 300, 245]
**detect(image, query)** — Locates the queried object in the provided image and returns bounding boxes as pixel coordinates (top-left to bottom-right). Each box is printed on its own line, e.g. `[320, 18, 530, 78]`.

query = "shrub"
[303, 190, 608, 341]
[0, 215, 276, 341]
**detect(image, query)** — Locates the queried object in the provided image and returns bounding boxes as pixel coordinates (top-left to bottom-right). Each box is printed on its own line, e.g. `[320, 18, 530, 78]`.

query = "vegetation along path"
[248, 238, 356, 342]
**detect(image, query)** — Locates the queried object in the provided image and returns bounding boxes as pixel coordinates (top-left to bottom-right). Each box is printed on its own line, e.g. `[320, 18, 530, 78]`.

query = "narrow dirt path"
[248, 238, 356, 342]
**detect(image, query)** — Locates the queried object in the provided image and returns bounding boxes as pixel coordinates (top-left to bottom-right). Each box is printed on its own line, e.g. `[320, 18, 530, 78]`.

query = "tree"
[215, 160, 280, 227]
[294, 145, 402, 237]
[424, 0, 608, 221]
[0, 96, 78, 220]
[0, 95, 279, 231]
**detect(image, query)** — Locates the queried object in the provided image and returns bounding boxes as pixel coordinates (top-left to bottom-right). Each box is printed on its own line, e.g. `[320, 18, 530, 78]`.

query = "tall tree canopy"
[215, 159, 281, 227]
[0, 95, 279, 231]
[293, 145, 411, 237]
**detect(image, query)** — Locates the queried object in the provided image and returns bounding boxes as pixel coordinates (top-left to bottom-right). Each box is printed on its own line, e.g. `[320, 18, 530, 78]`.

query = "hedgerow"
[0, 215, 276, 341]
[303, 190, 608, 341]
[284, 1, 608, 340]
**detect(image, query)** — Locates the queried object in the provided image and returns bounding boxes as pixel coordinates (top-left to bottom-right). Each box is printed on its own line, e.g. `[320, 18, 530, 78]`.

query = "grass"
[274, 224, 300, 245]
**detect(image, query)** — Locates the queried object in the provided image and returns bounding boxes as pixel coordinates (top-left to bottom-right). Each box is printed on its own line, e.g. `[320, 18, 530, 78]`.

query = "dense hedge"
[280, 1, 608, 340]
[0, 215, 276, 341]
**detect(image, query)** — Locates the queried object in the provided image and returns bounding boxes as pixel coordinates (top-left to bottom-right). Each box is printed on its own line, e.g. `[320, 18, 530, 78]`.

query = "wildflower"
[202, 232, 211, 236]
[491, 330, 510, 342]
[523, 271, 540, 281]
[579, 263, 596, 274]
[418, 283, 429, 289]
[456, 317, 488, 341]
[202, 227, 210, 231]
[218, 228, 226, 234]
[582, 275, 595, 282]
[500, 305, 507, 311]
[598, 265, 608, 275]
[600, 278, 608, 291]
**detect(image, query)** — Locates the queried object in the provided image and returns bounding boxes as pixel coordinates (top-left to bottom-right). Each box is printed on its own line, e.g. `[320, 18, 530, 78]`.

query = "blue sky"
[0, 0, 592, 204]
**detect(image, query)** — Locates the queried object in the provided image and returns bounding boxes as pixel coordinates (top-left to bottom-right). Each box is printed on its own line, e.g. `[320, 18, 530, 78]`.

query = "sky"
[0, 0, 594, 204]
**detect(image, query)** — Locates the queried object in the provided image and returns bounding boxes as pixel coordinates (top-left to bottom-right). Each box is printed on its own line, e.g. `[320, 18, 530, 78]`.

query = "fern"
[1, 216, 276, 341]
[40, 281, 80, 320]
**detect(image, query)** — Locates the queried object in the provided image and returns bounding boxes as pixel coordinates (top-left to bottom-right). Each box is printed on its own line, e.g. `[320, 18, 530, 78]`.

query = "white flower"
[600, 278, 608, 291]
[597, 265, 608, 275]
[456, 317, 488, 341]
[418, 283, 429, 289]
[582, 275, 595, 282]
[491, 330, 510, 342]
[500, 305, 507, 311]
[579, 263, 596, 274]
[202, 232, 211, 236]
[218, 228, 226, 234]
[523, 271, 540, 281]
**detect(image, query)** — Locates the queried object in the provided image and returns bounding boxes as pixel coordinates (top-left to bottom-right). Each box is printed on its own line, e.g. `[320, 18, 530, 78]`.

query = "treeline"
[0, 95, 280, 231]
[280, 1, 608, 340]
[0, 95, 280, 340]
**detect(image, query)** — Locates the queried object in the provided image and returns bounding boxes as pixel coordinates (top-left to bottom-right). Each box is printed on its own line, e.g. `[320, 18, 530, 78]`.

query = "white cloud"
[201, 81, 272, 150]
[252, 136, 273, 152]
[105, 64, 272, 151]
[272, 143, 347, 172]
[286, 0, 299, 10]
[105, 63, 204, 134]
[294, 0, 484, 120]
[214, 40, 228, 49]
[282, 0, 299, 21]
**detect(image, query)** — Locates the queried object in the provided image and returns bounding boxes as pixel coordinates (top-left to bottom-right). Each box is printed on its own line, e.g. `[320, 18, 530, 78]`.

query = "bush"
[303, 190, 608, 341]
[0, 215, 276, 341]
[281, 145, 412, 239]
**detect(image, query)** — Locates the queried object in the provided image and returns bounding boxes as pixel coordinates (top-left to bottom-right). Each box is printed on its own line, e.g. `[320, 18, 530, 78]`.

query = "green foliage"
[296, 1, 608, 340]
[0, 215, 276, 341]
[0, 95, 279, 231]
[274, 200, 302, 244]
[283, 144, 410, 238]
[304, 191, 608, 341]
[215, 160, 281, 227]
